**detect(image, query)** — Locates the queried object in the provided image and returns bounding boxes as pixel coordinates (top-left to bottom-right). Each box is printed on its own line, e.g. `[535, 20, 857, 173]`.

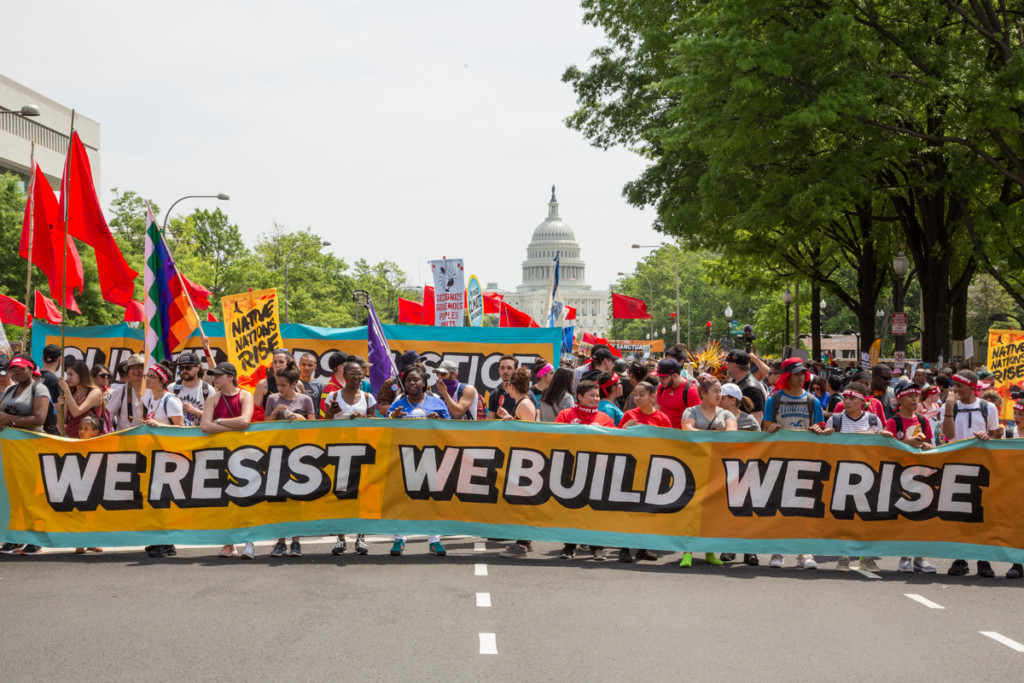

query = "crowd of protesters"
[1, 339, 1022, 579]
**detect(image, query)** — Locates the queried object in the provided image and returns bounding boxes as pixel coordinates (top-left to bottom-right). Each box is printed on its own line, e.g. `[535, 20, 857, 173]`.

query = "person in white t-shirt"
[942, 371, 1001, 579]
[170, 351, 212, 426]
[142, 362, 184, 427]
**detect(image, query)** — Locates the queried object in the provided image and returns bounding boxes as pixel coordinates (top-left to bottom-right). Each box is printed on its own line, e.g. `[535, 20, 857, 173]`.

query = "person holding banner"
[200, 362, 257, 560]
[253, 350, 304, 420]
[0, 355, 51, 556]
[58, 360, 107, 438]
[619, 380, 671, 428]
[763, 358, 827, 570]
[434, 359, 479, 420]
[141, 362, 185, 428]
[107, 354, 146, 432]
[388, 366, 448, 557]
[497, 368, 538, 422]
[596, 372, 625, 426]
[298, 353, 325, 408]
[319, 352, 348, 418]
[942, 371, 1003, 578]
[539, 368, 575, 423]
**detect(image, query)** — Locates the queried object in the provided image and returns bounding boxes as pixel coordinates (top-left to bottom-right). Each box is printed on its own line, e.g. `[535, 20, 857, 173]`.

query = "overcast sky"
[5, 1, 662, 294]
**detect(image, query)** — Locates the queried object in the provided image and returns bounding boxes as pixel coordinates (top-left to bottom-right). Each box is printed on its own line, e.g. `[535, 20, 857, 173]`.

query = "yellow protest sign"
[987, 329, 1024, 420]
[221, 289, 281, 388]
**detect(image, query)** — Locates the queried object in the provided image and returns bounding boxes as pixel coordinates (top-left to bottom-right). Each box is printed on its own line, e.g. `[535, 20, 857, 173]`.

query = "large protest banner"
[221, 288, 281, 389]
[1, 423, 1021, 562]
[987, 329, 1024, 420]
[31, 322, 561, 402]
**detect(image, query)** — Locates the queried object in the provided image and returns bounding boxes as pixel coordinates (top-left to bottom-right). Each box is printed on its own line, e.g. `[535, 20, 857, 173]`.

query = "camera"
[741, 324, 756, 353]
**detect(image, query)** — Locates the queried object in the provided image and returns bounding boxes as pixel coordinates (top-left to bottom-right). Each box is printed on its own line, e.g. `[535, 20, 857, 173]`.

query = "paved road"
[2, 538, 1021, 680]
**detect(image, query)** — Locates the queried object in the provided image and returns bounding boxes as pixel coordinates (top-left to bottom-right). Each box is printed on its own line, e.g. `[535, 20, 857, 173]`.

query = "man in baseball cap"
[172, 351, 212, 427]
[653, 357, 699, 429]
[724, 349, 765, 422]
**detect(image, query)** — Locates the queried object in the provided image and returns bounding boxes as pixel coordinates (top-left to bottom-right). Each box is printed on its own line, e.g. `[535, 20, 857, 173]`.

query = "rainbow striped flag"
[143, 204, 199, 368]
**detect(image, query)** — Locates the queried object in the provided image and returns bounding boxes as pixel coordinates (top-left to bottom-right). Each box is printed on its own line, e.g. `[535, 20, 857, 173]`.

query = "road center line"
[475, 563, 488, 576]
[479, 633, 498, 654]
[904, 593, 944, 609]
[476, 592, 491, 607]
[980, 632, 1024, 652]
[474, 542, 486, 552]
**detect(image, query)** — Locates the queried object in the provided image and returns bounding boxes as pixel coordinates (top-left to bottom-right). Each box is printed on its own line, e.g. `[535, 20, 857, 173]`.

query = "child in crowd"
[619, 380, 671, 428]
[596, 372, 625, 426]
[73, 414, 104, 555]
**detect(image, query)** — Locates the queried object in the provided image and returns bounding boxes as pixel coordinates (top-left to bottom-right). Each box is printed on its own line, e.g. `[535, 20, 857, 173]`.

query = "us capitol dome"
[498, 187, 610, 335]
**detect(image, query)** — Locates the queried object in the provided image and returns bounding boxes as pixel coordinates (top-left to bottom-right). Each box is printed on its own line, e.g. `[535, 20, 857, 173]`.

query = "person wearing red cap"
[653, 358, 699, 429]
[0, 355, 51, 556]
[763, 358, 826, 569]
[943, 370, 1001, 578]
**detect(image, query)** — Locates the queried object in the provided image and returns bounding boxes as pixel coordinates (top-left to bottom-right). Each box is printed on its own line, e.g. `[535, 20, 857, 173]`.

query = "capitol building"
[496, 187, 610, 336]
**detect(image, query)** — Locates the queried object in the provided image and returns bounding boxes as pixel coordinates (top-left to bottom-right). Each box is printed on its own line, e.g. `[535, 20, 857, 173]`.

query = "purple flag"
[367, 300, 399, 395]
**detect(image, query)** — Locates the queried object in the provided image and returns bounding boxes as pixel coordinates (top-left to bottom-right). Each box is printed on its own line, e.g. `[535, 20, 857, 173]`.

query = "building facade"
[500, 187, 610, 336]
[0, 73, 100, 190]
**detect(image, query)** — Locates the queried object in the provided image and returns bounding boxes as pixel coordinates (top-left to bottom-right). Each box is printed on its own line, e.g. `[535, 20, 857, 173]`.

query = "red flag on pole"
[180, 274, 212, 310]
[0, 294, 31, 327]
[398, 298, 423, 324]
[422, 285, 435, 325]
[611, 292, 652, 319]
[499, 301, 539, 328]
[207, 311, 218, 322]
[566, 305, 577, 321]
[34, 290, 63, 324]
[19, 164, 83, 313]
[581, 331, 622, 357]
[482, 291, 504, 315]
[59, 131, 138, 307]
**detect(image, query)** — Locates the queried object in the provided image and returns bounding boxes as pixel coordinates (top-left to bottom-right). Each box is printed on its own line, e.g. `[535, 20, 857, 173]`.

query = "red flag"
[181, 273, 212, 310]
[482, 291, 504, 315]
[123, 299, 145, 323]
[611, 292, 652, 319]
[499, 301, 539, 328]
[0, 294, 31, 327]
[566, 305, 577, 321]
[422, 285, 435, 325]
[60, 131, 137, 307]
[582, 331, 622, 357]
[207, 311, 218, 322]
[34, 290, 63, 324]
[398, 297, 423, 324]
[19, 164, 83, 313]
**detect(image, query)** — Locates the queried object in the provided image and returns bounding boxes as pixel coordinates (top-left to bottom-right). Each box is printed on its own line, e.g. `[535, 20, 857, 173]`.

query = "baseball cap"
[780, 358, 807, 374]
[398, 350, 425, 370]
[437, 359, 459, 374]
[655, 358, 681, 376]
[328, 351, 348, 371]
[42, 344, 62, 362]
[592, 347, 615, 363]
[177, 351, 201, 366]
[720, 383, 743, 401]
[206, 362, 238, 377]
[725, 349, 750, 367]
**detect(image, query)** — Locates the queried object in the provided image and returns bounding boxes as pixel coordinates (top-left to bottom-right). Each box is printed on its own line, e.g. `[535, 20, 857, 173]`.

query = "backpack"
[769, 390, 820, 427]
[830, 411, 880, 433]
[172, 381, 210, 400]
[951, 399, 990, 425]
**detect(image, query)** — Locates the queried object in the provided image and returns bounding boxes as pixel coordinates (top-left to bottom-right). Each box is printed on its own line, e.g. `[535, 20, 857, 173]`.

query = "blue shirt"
[763, 390, 824, 431]
[599, 399, 624, 427]
[388, 394, 450, 420]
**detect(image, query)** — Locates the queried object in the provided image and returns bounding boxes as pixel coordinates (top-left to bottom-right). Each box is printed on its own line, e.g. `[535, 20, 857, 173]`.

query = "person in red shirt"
[653, 358, 699, 429]
[555, 380, 616, 427]
[319, 352, 347, 418]
[556, 380, 614, 562]
[619, 380, 671, 428]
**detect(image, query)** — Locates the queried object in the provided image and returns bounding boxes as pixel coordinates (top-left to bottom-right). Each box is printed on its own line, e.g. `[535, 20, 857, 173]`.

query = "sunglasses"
[94, 373, 111, 379]
[179, 364, 198, 370]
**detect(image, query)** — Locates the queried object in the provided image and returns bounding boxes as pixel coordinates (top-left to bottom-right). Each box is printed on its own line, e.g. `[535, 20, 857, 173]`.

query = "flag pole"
[58, 109, 75, 437]
[23, 140, 35, 344]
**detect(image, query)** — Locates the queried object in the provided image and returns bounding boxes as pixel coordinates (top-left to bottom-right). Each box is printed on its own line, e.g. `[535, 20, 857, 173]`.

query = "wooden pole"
[57, 110, 75, 437]
[23, 140, 35, 344]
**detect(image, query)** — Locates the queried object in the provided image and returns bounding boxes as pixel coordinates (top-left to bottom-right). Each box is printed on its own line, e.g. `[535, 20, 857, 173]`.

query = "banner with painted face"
[1, 423, 1022, 561]
[429, 258, 466, 327]
[987, 329, 1024, 421]
[30, 323, 561, 404]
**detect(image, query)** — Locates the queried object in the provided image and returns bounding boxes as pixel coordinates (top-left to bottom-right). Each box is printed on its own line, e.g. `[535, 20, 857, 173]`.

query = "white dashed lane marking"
[479, 633, 498, 654]
[904, 594, 944, 609]
[980, 632, 1024, 653]
[474, 542, 486, 552]
[476, 592, 491, 607]
[853, 569, 882, 580]
[475, 563, 488, 576]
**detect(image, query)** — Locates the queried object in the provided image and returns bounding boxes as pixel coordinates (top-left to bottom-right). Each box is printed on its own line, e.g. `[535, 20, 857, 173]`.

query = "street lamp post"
[618, 270, 655, 342]
[633, 244, 680, 346]
[724, 303, 733, 346]
[284, 238, 331, 324]
[782, 286, 793, 347]
[892, 249, 910, 353]
[162, 193, 231, 234]
[0, 105, 41, 118]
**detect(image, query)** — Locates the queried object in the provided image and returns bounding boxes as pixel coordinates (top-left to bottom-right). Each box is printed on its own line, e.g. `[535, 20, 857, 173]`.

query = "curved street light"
[162, 193, 231, 233]
[1, 105, 40, 117]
